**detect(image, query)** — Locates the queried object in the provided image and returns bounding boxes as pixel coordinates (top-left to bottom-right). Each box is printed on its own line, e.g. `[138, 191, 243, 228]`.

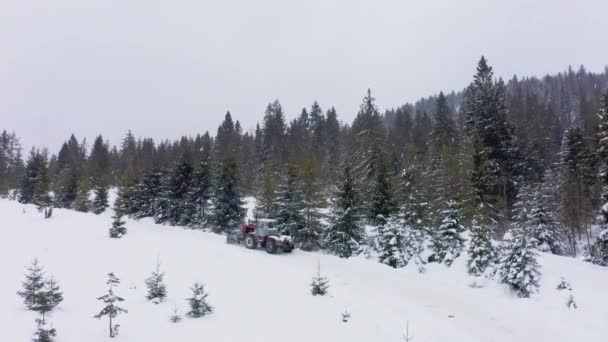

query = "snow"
[2, 198, 608, 342]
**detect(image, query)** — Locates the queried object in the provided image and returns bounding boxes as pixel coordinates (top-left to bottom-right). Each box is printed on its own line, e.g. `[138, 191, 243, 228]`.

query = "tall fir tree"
[276, 163, 305, 236]
[213, 157, 245, 242]
[189, 159, 213, 226]
[324, 167, 363, 258]
[92, 184, 109, 214]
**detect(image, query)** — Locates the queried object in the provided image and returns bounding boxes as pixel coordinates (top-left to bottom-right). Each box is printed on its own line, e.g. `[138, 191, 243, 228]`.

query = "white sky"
[1, 0, 607, 151]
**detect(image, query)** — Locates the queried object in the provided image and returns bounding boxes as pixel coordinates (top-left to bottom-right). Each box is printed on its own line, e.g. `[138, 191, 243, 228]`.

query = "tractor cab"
[254, 219, 278, 237]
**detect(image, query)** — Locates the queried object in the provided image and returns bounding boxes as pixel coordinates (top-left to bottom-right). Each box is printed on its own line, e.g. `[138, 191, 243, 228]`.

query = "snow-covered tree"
[186, 282, 213, 318]
[17, 259, 46, 310]
[467, 214, 495, 277]
[276, 163, 305, 234]
[189, 159, 212, 226]
[109, 212, 127, 238]
[298, 159, 325, 251]
[498, 227, 541, 298]
[32, 318, 56, 342]
[429, 200, 466, 266]
[94, 273, 127, 338]
[92, 184, 109, 214]
[145, 260, 167, 304]
[73, 178, 91, 212]
[213, 157, 245, 242]
[528, 188, 564, 254]
[169, 307, 182, 323]
[324, 167, 363, 258]
[593, 92, 608, 265]
[310, 262, 329, 296]
[377, 216, 407, 268]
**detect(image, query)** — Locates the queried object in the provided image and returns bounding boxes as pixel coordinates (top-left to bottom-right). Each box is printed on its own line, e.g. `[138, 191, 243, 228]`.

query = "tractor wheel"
[245, 234, 256, 249]
[265, 239, 278, 254]
[282, 244, 294, 253]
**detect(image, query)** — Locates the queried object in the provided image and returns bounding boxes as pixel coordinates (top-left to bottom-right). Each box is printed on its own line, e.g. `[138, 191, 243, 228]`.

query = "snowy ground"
[1, 198, 607, 342]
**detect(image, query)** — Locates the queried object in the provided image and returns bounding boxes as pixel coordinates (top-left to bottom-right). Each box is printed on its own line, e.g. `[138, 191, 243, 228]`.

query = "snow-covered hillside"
[2, 198, 607, 342]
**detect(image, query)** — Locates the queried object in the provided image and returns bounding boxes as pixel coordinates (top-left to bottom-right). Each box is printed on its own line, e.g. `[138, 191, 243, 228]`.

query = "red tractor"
[241, 219, 294, 254]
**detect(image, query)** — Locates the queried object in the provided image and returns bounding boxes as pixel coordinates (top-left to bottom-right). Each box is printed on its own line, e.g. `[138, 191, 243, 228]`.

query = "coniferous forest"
[3, 57, 608, 270]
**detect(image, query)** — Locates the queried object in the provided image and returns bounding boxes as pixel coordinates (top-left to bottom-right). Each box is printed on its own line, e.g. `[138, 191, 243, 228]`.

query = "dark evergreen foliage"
[186, 282, 213, 318]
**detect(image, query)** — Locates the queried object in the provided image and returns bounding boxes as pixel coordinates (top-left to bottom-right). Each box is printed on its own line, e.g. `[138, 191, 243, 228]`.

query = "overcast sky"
[1, 0, 607, 151]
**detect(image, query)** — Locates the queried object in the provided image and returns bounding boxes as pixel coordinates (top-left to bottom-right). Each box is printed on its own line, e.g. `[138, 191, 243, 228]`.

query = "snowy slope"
[1, 198, 607, 342]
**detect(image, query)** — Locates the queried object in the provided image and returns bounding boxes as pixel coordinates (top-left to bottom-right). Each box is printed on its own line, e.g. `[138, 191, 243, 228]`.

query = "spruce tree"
[377, 216, 407, 268]
[34, 277, 64, 325]
[276, 163, 305, 235]
[298, 159, 325, 251]
[498, 226, 541, 298]
[528, 187, 564, 254]
[94, 273, 127, 338]
[369, 154, 396, 225]
[462, 57, 521, 228]
[92, 184, 109, 214]
[73, 178, 92, 212]
[109, 212, 127, 238]
[429, 200, 466, 266]
[189, 159, 212, 226]
[17, 259, 46, 310]
[145, 260, 167, 304]
[186, 282, 213, 318]
[593, 92, 608, 265]
[310, 262, 329, 296]
[467, 214, 494, 277]
[213, 157, 245, 242]
[32, 318, 56, 342]
[325, 167, 362, 258]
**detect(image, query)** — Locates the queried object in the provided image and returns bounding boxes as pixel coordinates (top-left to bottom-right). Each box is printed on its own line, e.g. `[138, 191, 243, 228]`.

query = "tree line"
[2, 57, 608, 266]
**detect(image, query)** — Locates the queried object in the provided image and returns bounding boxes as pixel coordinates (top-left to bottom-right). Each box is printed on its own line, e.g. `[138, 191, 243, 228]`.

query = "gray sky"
[1, 0, 607, 151]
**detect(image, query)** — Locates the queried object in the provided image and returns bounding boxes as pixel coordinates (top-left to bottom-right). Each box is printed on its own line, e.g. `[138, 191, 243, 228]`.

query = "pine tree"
[276, 163, 305, 235]
[73, 178, 92, 212]
[324, 167, 362, 258]
[169, 307, 182, 323]
[92, 184, 109, 214]
[298, 159, 325, 251]
[17, 259, 46, 310]
[559, 127, 598, 255]
[189, 159, 212, 226]
[34, 277, 64, 325]
[593, 92, 608, 265]
[145, 260, 167, 304]
[186, 282, 213, 318]
[377, 216, 407, 268]
[528, 187, 564, 254]
[32, 318, 56, 342]
[213, 157, 245, 242]
[429, 200, 466, 266]
[498, 226, 541, 298]
[94, 273, 127, 338]
[467, 213, 495, 277]
[310, 262, 329, 296]
[109, 212, 127, 238]
[155, 154, 194, 225]
[369, 153, 396, 225]
[462, 57, 521, 229]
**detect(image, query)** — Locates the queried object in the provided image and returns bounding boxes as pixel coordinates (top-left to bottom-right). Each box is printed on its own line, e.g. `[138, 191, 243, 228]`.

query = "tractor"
[241, 218, 294, 254]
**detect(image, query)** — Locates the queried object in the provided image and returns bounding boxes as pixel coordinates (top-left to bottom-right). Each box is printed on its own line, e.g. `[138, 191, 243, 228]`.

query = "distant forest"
[2, 57, 608, 265]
